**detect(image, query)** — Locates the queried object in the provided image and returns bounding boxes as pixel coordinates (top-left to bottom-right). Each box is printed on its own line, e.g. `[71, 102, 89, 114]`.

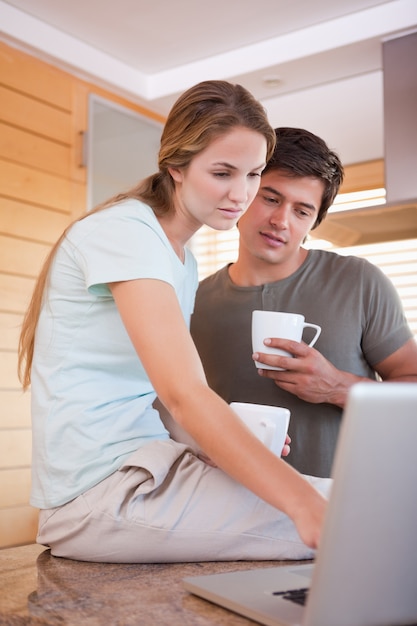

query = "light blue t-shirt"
[31, 199, 198, 508]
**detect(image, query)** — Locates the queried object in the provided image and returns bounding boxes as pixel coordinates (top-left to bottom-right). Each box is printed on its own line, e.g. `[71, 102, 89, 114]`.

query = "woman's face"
[169, 126, 267, 232]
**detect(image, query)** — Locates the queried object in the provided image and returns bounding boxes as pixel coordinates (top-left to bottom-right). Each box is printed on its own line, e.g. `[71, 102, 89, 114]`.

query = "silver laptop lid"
[304, 382, 417, 626]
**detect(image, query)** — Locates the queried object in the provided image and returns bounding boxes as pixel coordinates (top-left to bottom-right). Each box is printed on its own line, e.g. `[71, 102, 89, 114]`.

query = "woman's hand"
[290, 481, 328, 550]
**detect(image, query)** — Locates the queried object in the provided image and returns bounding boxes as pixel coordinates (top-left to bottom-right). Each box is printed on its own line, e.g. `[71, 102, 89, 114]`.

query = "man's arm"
[374, 337, 417, 382]
[254, 337, 417, 409]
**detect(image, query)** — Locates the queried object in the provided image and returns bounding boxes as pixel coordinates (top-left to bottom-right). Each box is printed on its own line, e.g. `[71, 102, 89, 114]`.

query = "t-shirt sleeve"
[360, 261, 413, 365]
[70, 208, 175, 296]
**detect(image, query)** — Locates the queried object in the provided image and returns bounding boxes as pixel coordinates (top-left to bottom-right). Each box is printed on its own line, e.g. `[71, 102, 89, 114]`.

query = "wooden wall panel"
[0, 236, 50, 279]
[0, 85, 71, 144]
[0, 506, 39, 548]
[0, 198, 70, 243]
[0, 41, 72, 110]
[0, 122, 70, 178]
[0, 469, 31, 506]
[0, 275, 35, 313]
[0, 430, 32, 469]
[0, 161, 72, 212]
[0, 391, 31, 429]
[1, 352, 20, 389]
[0, 312, 22, 351]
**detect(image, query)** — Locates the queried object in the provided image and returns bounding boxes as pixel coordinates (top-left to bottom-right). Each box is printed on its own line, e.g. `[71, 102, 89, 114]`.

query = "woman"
[19, 80, 330, 563]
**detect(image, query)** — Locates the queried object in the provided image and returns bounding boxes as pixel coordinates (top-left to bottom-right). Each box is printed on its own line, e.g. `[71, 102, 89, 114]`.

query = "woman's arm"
[109, 278, 327, 549]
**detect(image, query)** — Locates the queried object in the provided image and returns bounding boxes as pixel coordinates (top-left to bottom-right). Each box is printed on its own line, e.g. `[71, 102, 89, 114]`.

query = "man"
[190, 128, 417, 477]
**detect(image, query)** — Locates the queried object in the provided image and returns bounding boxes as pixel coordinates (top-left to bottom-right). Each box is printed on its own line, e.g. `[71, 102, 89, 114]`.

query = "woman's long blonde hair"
[18, 80, 276, 389]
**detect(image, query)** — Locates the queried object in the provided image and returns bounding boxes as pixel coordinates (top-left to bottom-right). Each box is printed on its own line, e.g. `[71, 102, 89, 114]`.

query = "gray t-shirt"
[190, 249, 412, 477]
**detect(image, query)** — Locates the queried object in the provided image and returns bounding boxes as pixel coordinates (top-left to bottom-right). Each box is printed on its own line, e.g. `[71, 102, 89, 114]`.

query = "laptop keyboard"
[272, 587, 309, 606]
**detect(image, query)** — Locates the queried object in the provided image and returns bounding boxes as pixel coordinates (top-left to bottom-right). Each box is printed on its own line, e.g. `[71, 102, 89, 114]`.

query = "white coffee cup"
[252, 310, 321, 370]
[230, 402, 290, 457]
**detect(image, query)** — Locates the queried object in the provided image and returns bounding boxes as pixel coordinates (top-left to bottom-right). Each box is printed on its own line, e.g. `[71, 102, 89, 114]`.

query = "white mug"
[230, 402, 290, 457]
[252, 310, 321, 370]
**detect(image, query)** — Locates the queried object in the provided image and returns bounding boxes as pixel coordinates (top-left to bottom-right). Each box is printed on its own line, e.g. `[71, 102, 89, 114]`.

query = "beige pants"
[37, 439, 331, 563]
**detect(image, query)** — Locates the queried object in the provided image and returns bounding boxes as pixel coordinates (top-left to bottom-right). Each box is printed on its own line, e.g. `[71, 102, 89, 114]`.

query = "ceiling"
[1, 0, 417, 168]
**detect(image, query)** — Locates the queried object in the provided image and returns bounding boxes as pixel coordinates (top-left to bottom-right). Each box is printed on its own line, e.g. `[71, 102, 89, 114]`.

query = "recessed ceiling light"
[262, 75, 282, 88]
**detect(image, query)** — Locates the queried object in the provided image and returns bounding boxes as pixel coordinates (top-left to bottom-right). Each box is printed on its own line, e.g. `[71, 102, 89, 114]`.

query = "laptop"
[184, 382, 417, 626]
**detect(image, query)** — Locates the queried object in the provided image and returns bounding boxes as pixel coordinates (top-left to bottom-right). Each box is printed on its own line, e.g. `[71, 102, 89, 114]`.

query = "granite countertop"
[0, 544, 301, 625]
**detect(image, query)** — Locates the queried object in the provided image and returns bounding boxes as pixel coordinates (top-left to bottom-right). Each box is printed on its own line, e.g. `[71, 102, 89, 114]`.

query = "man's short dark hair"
[264, 128, 344, 228]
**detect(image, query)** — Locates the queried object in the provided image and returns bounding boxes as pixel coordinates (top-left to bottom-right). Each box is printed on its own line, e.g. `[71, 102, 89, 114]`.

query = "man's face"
[237, 169, 325, 271]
